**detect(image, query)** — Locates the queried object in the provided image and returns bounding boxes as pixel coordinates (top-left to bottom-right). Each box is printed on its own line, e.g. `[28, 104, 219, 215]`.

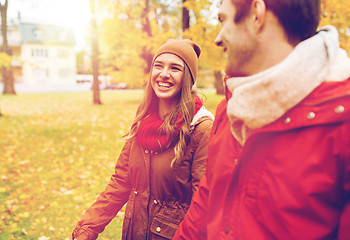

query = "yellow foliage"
[320, 0, 350, 53]
[94, 0, 349, 87]
[98, 0, 178, 87]
[183, 0, 225, 71]
[96, 0, 224, 85]
[0, 52, 12, 68]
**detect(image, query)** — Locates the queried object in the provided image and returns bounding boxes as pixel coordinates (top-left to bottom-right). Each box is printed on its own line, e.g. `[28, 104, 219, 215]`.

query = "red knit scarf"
[136, 97, 203, 151]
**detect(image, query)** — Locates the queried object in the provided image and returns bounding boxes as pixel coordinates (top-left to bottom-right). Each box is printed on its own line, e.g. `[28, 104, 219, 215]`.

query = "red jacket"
[174, 79, 350, 240]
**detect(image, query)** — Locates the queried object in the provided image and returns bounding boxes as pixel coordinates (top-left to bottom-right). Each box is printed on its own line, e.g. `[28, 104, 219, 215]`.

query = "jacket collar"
[191, 106, 214, 127]
[225, 26, 350, 145]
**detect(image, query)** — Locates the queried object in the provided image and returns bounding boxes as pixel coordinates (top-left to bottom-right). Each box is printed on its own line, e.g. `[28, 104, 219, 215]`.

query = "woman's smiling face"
[151, 53, 185, 103]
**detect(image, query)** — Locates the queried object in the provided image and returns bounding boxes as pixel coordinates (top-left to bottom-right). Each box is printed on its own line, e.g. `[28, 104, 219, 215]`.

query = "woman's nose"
[159, 68, 170, 78]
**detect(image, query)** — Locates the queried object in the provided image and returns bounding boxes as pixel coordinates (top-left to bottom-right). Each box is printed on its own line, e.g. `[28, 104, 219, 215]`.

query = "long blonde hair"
[125, 63, 197, 167]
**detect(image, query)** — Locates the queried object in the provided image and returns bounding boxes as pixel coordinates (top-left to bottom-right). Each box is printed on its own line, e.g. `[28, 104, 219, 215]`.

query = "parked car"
[103, 82, 127, 90]
[76, 74, 127, 90]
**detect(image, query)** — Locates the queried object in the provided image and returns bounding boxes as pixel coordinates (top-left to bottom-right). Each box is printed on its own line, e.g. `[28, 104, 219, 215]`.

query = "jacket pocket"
[149, 202, 188, 239]
[149, 212, 181, 239]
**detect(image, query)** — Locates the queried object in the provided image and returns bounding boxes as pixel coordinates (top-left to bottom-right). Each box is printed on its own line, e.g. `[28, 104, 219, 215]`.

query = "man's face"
[215, 0, 258, 77]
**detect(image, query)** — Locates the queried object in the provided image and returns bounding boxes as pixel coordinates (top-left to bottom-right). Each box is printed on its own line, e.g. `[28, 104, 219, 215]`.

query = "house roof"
[19, 22, 75, 45]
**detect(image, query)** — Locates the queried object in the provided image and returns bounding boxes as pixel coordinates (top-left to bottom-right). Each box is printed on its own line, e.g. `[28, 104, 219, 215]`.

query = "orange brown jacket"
[72, 114, 213, 240]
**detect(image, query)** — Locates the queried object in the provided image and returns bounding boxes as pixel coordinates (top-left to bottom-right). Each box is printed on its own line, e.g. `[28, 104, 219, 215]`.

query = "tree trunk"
[141, 0, 153, 74]
[214, 70, 224, 95]
[1, 0, 16, 95]
[2, 66, 15, 94]
[90, 0, 101, 105]
[182, 0, 190, 32]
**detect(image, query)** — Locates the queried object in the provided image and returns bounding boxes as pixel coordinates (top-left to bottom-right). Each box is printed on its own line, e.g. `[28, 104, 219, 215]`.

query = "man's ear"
[250, 0, 266, 32]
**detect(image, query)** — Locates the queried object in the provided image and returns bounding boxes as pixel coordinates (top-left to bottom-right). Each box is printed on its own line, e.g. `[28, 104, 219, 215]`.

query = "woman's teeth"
[158, 82, 171, 88]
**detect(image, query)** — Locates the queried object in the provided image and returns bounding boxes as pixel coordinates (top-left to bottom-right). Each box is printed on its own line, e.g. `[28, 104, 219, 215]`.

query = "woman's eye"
[154, 64, 163, 69]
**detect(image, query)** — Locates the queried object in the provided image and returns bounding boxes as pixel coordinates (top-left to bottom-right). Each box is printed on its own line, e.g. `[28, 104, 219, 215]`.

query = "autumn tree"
[0, 0, 16, 95]
[94, 0, 349, 94]
[90, 0, 102, 105]
[182, 0, 190, 32]
[320, 0, 350, 54]
[98, 0, 179, 88]
[140, 0, 154, 73]
[183, 0, 225, 94]
[97, 0, 225, 90]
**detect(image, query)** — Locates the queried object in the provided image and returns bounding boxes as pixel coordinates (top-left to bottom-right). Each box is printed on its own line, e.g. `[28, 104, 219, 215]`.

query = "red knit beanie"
[152, 39, 201, 83]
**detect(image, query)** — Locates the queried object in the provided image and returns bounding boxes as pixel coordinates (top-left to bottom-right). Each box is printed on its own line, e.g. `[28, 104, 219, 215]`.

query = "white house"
[1, 20, 76, 85]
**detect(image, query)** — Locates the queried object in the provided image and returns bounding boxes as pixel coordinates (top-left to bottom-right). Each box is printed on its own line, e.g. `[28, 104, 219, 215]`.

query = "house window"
[59, 69, 71, 78]
[33, 28, 44, 40]
[33, 68, 49, 82]
[58, 49, 69, 58]
[31, 48, 48, 58]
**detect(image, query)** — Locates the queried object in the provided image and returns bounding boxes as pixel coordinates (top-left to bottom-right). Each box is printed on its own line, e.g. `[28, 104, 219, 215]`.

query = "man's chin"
[225, 66, 235, 77]
[225, 66, 247, 78]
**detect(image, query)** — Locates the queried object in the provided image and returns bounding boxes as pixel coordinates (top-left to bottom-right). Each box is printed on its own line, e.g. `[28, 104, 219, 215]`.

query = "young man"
[174, 0, 350, 239]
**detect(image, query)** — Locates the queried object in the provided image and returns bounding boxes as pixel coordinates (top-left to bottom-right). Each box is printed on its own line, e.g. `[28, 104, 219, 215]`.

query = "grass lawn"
[0, 89, 223, 240]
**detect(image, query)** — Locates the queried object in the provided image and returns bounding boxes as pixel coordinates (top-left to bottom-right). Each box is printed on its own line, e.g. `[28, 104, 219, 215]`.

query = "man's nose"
[215, 31, 223, 47]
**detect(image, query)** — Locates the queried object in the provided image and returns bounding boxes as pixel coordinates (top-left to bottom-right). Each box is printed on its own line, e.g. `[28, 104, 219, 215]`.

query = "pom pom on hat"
[152, 39, 201, 83]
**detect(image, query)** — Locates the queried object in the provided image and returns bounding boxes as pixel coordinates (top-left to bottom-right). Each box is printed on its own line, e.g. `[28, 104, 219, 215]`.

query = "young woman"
[72, 39, 214, 240]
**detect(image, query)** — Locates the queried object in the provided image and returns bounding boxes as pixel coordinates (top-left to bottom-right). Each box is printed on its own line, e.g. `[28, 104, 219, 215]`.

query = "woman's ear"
[250, 0, 266, 32]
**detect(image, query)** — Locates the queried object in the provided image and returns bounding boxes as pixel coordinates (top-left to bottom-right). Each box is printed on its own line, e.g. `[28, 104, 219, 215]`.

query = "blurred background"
[1, 0, 226, 96]
[0, 0, 349, 239]
[1, 0, 348, 95]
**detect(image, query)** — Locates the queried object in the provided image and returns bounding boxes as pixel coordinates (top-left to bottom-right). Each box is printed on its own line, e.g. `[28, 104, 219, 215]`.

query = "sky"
[6, 0, 91, 51]
[5, 0, 221, 51]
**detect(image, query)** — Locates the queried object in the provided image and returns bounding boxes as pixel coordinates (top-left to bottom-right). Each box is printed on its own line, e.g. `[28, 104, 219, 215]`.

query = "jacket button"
[224, 226, 229, 234]
[284, 117, 291, 124]
[335, 105, 345, 114]
[307, 112, 315, 120]
[154, 200, 158, 204]
[156, 227, 161, 232]
[234, 158, 238, 165]
[145, 150, 149, 153]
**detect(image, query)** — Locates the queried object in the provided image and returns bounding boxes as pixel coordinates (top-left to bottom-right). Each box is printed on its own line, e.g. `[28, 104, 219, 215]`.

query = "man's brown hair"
[231, 0, 321, 45]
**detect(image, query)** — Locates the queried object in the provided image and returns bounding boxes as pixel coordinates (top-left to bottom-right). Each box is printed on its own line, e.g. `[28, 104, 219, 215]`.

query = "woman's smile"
[157, 81, 174, 89]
